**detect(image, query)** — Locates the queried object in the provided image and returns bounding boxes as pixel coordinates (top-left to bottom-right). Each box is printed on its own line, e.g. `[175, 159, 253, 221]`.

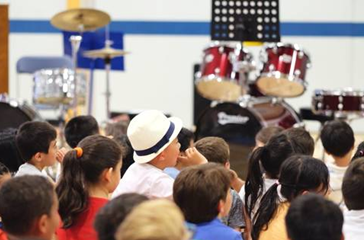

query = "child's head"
[351, 141, 364, 162]
[195, 137, 230, 167]
[127, 110, 182, 168]
[342, 157, 364, 210]
[0, 175, 59, 240]
[177, 127, 194, 153]
[255, 126, 284, 148]
[114, 135, 134, 178]
[253, 155, 330, 240]
[0, 128, 24, 172]
[95, 193, 148, 240]
[104, 120, 129, 141]
[282, 127, 315, 156]
[320, 120, 354, 158]
[0, 162, 11, 187]
[173, 163, 232, 223]
[64, 115, 99, 148]
[286, 194, 343, 240]
[116, 199, 190, 240]
[56, 135, 122, 228]
[16, 121, 57, 166]
[245, 132, 295, 215]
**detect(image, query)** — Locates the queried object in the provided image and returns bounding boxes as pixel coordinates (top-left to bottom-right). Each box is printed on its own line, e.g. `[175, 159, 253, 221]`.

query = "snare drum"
[195, 97, 301, 178]
[257, 43, 311, 98]
[33, 68, 86, 107]
[195, 42, 254, 102]
[312, 89, 364, 116]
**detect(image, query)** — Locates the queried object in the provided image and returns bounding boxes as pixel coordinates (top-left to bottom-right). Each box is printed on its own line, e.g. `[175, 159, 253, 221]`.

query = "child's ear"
[34, 152, 43, 162]
[37, 214, 49, 235]
[102, 167, 114, 182]
[217, 199, 224, 215]
[301, 190, 309, 195]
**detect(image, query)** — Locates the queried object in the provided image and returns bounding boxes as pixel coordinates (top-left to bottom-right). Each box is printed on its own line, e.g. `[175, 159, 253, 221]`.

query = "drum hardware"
[84, 39, 129, 119]
[51, 8, 111, 118]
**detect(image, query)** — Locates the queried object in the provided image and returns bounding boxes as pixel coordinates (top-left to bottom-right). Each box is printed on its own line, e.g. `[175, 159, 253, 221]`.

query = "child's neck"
[88, 184, 109, 199]
[333, 151, 352, 167]
[28, 159, 45, 172]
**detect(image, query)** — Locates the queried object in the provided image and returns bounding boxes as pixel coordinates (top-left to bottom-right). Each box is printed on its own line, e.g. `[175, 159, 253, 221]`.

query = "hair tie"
[74, 147, 83, 158]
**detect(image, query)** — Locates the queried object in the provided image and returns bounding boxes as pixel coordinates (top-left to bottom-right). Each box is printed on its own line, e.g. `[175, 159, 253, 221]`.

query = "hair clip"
[74, 147, 83, 158]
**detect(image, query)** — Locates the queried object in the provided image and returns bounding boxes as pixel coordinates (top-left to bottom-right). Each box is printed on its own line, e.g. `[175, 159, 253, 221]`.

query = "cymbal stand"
[104, 39, 113, 119]
[69, 30, 83, 117]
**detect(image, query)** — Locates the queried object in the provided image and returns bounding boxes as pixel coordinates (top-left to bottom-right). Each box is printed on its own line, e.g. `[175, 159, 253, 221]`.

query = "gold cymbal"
[51, 8, 111, 32]
[83, 47, 129, 59]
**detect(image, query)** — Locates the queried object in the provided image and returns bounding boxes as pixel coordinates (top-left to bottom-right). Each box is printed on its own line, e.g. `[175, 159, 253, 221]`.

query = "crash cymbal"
[51, 8, 111, 32]
[83, 47, 129, 59]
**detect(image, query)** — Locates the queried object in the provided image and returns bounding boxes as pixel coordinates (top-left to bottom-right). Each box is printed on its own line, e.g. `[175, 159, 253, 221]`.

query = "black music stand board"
[211, 0, 281, 42]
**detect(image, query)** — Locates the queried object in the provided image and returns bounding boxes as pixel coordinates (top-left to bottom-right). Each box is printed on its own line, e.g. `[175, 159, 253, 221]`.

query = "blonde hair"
[116, 199, 190, 240]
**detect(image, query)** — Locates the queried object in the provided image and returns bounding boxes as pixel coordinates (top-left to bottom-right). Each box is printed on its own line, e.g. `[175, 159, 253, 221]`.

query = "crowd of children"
[0, 111, 363, 240]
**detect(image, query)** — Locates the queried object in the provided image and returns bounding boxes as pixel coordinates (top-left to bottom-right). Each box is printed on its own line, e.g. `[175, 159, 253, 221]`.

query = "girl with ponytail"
[241, 133, 295, 219]
[56, 135, 122, 240]
[252, 155, 329, 240]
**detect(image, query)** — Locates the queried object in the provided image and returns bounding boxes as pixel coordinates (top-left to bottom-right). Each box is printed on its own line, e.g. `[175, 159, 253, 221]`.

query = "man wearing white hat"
[112, 110, 205, 199]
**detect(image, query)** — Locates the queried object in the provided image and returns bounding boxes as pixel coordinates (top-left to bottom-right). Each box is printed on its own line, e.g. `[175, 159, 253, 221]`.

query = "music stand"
[211, 0, 281, 42]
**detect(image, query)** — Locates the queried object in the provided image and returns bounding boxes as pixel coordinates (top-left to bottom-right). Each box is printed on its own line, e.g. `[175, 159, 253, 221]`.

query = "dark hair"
[351, 141, 364, 162]
[282, 127, 315, 156]
[255, 126, 284, 145]
[173, 163, 231, 223]
[320, 120, 354, 157]
[286, 194, 343, 240]
[56, 135, 122, 228]
[114, 135, 134, 178]
[16, 121, 57, 162]
[0, 175, 54, 235]
[0, 128, 25, 172]
[245, 133, 295, 216]
[252, 155, 329, 240]
[94, 193, 148, 240]
[64, 115, 99, 148]
[342, 157, 364, 210]
[195, 136, 230, 164]
[177, 127, 194, 152]
[0, 162, 10, 175]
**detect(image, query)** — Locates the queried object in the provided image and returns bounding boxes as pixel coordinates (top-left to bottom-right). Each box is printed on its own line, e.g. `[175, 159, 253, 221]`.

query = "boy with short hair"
[112, 110, 206, 199]
[0, 175, 60, 240]
[64, 115, 99, 148]
[320, 120, 355, 204]
[286, 194, 344, 240]
[342, 157, 364, 240]
[195, 137, 245, 230]
[173, 163, 243, 240]
[15, 121, 58, 178]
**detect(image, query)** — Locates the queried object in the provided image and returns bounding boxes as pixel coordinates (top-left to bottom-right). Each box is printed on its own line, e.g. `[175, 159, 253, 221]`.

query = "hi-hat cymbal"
[51, 8, 111, 32]
[83, 47, 129, 59]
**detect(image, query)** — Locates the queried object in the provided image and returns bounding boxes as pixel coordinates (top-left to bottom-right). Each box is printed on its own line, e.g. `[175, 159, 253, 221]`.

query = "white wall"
[5, 0, 364, 132]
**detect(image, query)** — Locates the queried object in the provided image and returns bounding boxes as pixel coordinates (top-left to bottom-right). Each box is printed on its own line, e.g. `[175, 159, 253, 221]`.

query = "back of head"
[116, 199, 189, 240]
[342, 157, 364, 210]
[115, 135, 134, 178]
[16, 121, 56, 162]
[0, 128, 24, 172]
[320, 120, 354, 157]
[286, 194, 343, 240]
[245, 133, 295, 216]
[56, 135, 122, 228]
[64, 115, 99, 148]
[282, 127, 315, 156]
[0, 175, 54, 236]
[177, 127, 194, 152]
[252, 155, 330, 240]
[195, 137, 229, 165]
[104, 120, 129, 140]
[255, 126, 284, 145]
[351, 141, 364, 162]
[95, 193, 148, 240]
[173, 163, 231, 223]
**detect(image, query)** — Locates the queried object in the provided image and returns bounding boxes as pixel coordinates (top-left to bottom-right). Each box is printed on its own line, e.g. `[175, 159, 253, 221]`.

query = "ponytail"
[57, 150, 88, 228]
[252, 183, 280, 240]
[56, 135, 122, 229]
[244, 147, 265, 216]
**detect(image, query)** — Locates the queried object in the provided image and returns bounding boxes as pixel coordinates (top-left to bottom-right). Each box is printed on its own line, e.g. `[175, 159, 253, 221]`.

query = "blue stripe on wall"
[9, 20, 364, 37]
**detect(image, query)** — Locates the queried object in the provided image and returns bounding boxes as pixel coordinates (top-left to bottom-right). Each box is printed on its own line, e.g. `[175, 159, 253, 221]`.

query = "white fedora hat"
[127, 110, 183, 164]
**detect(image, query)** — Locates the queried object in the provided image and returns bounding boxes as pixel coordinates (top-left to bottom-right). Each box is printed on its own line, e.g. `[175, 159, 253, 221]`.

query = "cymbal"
[83, 47, 129, 59]
[51, 8, 111, 32]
